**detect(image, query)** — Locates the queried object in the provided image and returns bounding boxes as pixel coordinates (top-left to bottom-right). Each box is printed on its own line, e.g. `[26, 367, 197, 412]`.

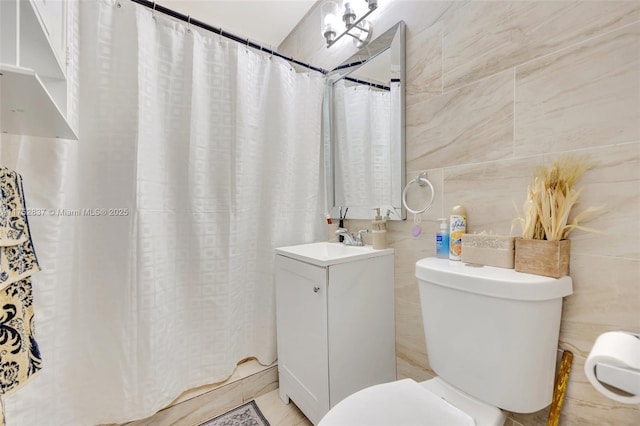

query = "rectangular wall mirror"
[324, 21, 405, 221]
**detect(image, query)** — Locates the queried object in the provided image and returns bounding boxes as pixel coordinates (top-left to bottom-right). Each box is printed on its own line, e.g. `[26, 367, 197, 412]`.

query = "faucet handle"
[356, 229, 368, 243]
[335, 227, 348, 235]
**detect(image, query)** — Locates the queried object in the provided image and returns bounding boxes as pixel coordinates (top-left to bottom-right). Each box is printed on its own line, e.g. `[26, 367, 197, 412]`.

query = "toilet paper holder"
[585, 331, 640, 404]
[595, 361, 640, 396]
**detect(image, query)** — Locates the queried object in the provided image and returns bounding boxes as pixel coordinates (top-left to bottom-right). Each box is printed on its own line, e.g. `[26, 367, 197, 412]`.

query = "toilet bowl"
[318, 258, 573, 425]
[319, 377, 505, 426]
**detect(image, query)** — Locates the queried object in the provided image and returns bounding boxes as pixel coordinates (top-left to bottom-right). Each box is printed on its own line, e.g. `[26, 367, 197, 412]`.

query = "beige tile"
[395, 265, 431, 382]
[407, 70, 514, 171]
[406, 22, 442, 104]
[551, 255, 639, 425]
[443, 1, 640, 90]
[375, 0, 467, 49]
[563, 323, 636, 405]
[509, 405, 550, 426]
[560, 256, 640, 342]
[342, 219, 372, 245]
[550, 354, 640, 426]
[235, 358, 277, 379]
[396, 351, 434, 383]
[395, 297, 429, 369]
[254, 389, 311, 426]
[387, 177, 444, 384]
[559, 393, 640, 426]
[443, 142, 640, 257]
[515, 24, 640, 156]
[169, 371, 241, 406]
[443, 156, 547, 236]
[241, 366, 279, 402]
[403, 169, 445, 221]
[543, 143, 640, 259]
[126, 381, 243, 426]
[165, 358, 277, 409]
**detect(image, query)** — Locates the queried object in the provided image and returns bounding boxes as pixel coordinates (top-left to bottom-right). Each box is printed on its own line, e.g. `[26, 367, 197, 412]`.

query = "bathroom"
[0, 0, 638, 425]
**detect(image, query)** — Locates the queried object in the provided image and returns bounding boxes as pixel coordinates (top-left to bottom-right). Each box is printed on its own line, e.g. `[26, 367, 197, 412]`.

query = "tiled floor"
[254, 390, 312, 426]
[116, 359, 311, 426]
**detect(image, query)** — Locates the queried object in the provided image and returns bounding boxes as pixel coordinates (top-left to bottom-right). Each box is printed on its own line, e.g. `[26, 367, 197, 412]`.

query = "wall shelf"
[0, 0, 76, 140]
[0, 65, 77, 140]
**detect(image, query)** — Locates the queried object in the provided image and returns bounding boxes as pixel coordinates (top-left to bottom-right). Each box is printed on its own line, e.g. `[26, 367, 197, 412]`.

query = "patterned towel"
[0, 168, 40, 291]
[0, 228, 26, 247]
[0, 167, 42, 398]
[0, 277, 42, 396]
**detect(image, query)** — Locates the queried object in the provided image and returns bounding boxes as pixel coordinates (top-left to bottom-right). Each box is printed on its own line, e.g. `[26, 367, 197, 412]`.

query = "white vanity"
[275, 242, 396, 425]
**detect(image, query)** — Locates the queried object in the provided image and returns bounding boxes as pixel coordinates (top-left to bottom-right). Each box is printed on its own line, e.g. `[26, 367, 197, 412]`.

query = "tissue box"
[461, 234, 515, 269]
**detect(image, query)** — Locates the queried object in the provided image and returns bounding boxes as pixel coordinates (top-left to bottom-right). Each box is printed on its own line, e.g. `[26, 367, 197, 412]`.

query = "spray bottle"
[436, 218, 449, 259]
[449, 205, 467, 261]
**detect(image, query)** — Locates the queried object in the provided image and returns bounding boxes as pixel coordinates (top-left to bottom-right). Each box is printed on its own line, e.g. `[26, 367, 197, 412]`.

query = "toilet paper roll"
[584, 331, 640, 404]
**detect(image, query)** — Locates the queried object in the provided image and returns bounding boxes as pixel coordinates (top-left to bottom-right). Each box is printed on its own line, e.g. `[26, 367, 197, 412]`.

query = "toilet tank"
[416, 258, 572, 413]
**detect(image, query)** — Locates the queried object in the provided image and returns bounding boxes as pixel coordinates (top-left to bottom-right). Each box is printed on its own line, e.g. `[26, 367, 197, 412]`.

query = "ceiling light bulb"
[323, 24, 336, 44]
[342, 2, 357, 28]
[321, 1, 340, 44]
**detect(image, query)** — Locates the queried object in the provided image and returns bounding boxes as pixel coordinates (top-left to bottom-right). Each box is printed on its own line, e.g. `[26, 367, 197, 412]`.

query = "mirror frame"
[323, 21, 406, 221]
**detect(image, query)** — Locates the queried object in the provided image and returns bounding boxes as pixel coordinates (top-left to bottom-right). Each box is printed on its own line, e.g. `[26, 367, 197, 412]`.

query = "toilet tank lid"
[415, 258, 572, 301]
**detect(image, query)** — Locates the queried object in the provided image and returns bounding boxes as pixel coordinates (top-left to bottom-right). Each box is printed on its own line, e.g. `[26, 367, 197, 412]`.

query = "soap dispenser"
[371, 208, 387, 250]
[436, 218, 449, 259]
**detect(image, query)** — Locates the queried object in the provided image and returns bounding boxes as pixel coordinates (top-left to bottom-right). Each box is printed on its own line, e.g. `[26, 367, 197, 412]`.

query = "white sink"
[275, 242, 394, 267]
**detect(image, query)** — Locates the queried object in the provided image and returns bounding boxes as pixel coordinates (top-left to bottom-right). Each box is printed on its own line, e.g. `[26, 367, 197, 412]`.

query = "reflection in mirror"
[324, 21, 405, 220]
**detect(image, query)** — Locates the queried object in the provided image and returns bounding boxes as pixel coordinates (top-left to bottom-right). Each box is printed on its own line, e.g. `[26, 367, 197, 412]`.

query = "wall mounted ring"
[402, 172, 435, 215]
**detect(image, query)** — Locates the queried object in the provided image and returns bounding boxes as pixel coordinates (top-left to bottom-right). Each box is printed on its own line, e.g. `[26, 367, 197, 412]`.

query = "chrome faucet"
[335, 228, 368, 246]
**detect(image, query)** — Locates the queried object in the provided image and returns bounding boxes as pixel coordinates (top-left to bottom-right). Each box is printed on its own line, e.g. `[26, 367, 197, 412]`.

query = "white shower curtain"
[333, 80, 391, 208]
[0, 0, 324, 424]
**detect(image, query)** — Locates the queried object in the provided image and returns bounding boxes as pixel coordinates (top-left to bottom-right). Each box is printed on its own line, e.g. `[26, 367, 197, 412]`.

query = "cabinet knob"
[313, 286, 320, 293]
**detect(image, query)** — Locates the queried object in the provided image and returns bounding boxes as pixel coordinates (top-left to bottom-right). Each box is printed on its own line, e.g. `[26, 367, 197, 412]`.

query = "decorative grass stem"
[514, 155, 601, 242]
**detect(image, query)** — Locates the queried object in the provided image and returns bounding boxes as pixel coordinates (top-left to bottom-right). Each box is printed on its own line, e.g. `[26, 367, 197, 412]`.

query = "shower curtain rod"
[343, 77, 390, 91]
[128, 0, 391, 91]
[129, 0, 328, 74]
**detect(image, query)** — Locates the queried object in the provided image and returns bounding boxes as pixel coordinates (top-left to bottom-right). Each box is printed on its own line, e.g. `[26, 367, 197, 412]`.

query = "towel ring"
[402, 172, 435, 215]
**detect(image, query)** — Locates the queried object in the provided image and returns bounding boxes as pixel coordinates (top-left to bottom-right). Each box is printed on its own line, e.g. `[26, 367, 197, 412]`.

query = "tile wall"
[279, 1, 640, 424]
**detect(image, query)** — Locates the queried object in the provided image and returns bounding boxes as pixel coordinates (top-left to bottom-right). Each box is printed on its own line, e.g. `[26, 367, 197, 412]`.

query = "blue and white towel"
[0, 167, 42, 398]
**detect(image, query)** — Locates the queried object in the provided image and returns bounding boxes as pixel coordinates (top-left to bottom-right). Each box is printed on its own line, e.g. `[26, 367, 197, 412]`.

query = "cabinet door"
[328, 255, 396, 407]
[276, 256, 329, 425]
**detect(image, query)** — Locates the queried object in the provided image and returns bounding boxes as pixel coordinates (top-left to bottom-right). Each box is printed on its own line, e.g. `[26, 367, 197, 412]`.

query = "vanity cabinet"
[275, 243, 396, 425]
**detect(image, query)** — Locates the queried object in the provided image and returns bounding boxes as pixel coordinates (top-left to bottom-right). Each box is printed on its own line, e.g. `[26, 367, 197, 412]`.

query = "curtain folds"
[0, 0, 324, 424]
[333, 81, 391, 208]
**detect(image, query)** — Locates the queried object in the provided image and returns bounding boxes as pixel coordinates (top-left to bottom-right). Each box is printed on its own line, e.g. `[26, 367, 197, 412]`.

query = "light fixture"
[320, 1, 339, 45]
[321, 0, 378, 48]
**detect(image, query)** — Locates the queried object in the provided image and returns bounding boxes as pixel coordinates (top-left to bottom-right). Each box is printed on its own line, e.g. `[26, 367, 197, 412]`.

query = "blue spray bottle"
[436, 218, 449, 259]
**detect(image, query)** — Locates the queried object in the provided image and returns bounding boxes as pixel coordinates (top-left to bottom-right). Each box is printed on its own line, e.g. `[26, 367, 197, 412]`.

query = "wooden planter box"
[514, 238, 570, 278]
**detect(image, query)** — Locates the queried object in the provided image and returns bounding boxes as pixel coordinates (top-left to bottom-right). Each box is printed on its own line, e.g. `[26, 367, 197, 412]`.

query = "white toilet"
[319, 257, 573, 426]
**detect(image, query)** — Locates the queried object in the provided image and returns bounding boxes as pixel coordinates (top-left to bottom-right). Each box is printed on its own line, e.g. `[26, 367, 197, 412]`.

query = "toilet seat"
[318, 378, 475, 426]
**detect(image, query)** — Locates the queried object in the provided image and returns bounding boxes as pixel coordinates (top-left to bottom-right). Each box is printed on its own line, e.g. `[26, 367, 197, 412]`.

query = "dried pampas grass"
[513, 155, 602, 241]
